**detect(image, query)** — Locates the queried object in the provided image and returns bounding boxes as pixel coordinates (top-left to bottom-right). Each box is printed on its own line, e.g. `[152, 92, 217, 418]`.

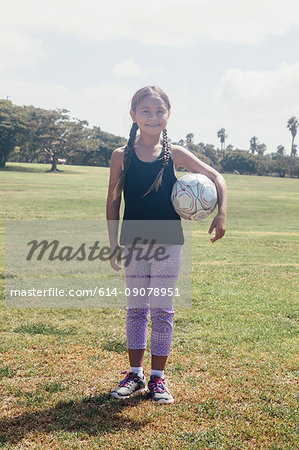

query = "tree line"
[0, 99, 125, 171]
[0, 99, 298, 178]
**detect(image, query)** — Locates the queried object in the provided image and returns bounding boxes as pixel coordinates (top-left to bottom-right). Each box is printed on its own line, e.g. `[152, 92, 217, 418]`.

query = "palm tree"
[250, 136, 258, 154]
[276, 145, 285, 155]
[287, 116, 298, 157]
[217, 128, 227, 156]
[257, 143, 266, 155]
[185, 133, 194, 145]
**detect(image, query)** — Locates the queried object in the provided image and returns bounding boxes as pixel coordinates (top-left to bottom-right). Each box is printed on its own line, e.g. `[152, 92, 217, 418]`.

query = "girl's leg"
[124, 245, 151, 367]
[128, 348, 146, 367]
[126, 307, 149, 358]
[149, 245, 183, 368]
[151, 355, 168, 370]
[111, 246, 152, 398]
[150, 308, 175, 360]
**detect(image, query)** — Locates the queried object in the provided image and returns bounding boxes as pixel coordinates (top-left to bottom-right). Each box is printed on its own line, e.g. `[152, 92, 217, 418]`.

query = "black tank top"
[120, 147, 184, 245]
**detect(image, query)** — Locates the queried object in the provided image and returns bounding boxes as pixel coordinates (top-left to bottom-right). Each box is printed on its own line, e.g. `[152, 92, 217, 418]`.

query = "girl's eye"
[141, 110, 165, 115]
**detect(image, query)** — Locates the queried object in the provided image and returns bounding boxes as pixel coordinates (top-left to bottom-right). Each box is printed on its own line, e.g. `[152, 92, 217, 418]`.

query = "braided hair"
[112, 122, 139, 201]
[112, 86, 171, 201]
[142, 128, 171, 197]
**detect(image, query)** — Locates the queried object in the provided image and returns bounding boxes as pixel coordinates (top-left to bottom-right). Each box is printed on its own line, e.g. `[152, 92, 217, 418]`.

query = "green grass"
[0, 162, 298, 449]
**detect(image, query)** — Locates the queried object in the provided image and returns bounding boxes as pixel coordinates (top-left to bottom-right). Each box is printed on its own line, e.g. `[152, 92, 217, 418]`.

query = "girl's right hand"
[109, 245, 122, 272]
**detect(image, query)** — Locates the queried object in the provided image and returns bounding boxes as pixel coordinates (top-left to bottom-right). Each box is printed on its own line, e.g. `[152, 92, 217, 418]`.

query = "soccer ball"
[171, 173, 218, 220]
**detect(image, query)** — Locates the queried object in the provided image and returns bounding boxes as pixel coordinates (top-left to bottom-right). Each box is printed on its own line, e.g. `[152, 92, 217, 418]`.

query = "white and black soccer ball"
[171, 173, 218, 220]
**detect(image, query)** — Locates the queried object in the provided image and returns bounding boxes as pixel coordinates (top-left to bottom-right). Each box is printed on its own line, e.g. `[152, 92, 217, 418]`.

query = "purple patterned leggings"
[124, 244, 183, 356]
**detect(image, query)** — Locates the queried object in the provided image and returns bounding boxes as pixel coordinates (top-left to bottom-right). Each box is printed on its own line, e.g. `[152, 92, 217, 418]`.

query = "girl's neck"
[136, 133, 161, 149]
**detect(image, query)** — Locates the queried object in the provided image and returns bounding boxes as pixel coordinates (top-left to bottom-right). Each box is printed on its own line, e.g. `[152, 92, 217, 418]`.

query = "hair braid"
[112, 122, 138, 200]
[162, 128, 171, 168]
[142, 128, 171, 197]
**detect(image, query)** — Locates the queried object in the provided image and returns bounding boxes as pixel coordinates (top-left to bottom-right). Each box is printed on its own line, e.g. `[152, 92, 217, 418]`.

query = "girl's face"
[130, 94, 170, 136]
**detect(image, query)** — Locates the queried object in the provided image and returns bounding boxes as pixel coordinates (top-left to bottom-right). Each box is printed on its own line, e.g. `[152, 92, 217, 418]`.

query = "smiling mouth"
[146, 124, 160, 127]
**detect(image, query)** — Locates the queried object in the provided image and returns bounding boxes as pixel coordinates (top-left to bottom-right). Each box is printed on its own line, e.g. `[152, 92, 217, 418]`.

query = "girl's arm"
[172, 145, 227, 243]
[106, 147, 124, 270]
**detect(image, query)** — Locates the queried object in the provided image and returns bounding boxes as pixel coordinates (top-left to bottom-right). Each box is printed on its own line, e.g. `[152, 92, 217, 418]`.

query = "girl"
[106, 86, 227, 404]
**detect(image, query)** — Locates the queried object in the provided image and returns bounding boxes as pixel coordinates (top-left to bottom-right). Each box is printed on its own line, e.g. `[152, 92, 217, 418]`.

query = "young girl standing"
[106, 86, 227, 404]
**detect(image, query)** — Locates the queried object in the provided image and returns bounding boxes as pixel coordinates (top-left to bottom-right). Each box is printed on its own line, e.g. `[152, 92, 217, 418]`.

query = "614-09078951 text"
[9, 287, 181, 298]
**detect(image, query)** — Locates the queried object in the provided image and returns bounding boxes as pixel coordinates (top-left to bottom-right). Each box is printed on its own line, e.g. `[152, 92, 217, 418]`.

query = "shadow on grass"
[0, 391, 151, 445]
[0, 164, 81, 174]
[0, 165, 48, 173]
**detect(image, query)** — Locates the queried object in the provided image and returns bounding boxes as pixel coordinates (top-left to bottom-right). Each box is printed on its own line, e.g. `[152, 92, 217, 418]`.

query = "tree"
[36, 109, 67, 172]
[18, 106, 59, 165]
[0, 100, 30, 168]
[3, 100, 127, 169]
[292, 144, 297, 157]
[257, 143, 267, 155]
[185, 133, 194, 146]
[221, 150, 257, 174]
[66, 125, 126, 167]
[290, 158, 299, 178]
[217, 128, 227, 155]
[256, 154, 272, 176]
[60, 117, 90, 166]
[271, 153, 289, 177]
[28, 108, 87, 172]
[276, 145, 285, 155]
[85, 127, 125, 167]
[204, 144, 218, 165]
[250, 136, 258, 154]
[287, 116, 298, 157]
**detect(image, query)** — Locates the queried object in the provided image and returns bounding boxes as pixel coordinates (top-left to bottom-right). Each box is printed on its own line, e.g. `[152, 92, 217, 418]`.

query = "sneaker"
[148, 375, 174, 404]
[111, 371, 146, 399]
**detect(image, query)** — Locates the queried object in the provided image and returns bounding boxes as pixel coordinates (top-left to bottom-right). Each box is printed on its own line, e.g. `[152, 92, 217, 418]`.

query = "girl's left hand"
[208, 213, 226, 243]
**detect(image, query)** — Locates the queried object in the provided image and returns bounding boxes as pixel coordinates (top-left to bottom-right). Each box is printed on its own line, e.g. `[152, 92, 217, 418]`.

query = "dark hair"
[113, 86, 171, 200]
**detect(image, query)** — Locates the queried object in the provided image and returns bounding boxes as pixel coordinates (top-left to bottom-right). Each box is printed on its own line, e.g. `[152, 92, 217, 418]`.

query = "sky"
[1, 0, 299, 154]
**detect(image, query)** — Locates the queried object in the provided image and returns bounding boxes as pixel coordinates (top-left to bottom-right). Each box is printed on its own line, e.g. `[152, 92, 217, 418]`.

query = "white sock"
[150, 369, 164, 379]
[130, 366, 143, 377]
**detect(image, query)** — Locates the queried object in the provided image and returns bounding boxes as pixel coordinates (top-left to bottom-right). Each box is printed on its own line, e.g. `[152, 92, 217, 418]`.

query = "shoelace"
[149, 377, 167, 393]
[119, 371, 136, 387]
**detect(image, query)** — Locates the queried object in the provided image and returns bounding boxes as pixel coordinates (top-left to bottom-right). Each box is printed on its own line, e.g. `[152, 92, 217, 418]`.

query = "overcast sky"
[1, 0, 299, 153]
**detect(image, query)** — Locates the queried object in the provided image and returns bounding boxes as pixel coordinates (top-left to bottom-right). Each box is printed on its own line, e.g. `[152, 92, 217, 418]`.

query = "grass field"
[0, 162, 298, 449]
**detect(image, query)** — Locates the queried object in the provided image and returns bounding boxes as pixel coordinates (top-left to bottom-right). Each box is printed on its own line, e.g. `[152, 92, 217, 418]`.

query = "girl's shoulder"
[170, 144, 185, 153]
[110, 146, 125, 167]
[170, 144, 188, 169]
[112, 146, 126, 157]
